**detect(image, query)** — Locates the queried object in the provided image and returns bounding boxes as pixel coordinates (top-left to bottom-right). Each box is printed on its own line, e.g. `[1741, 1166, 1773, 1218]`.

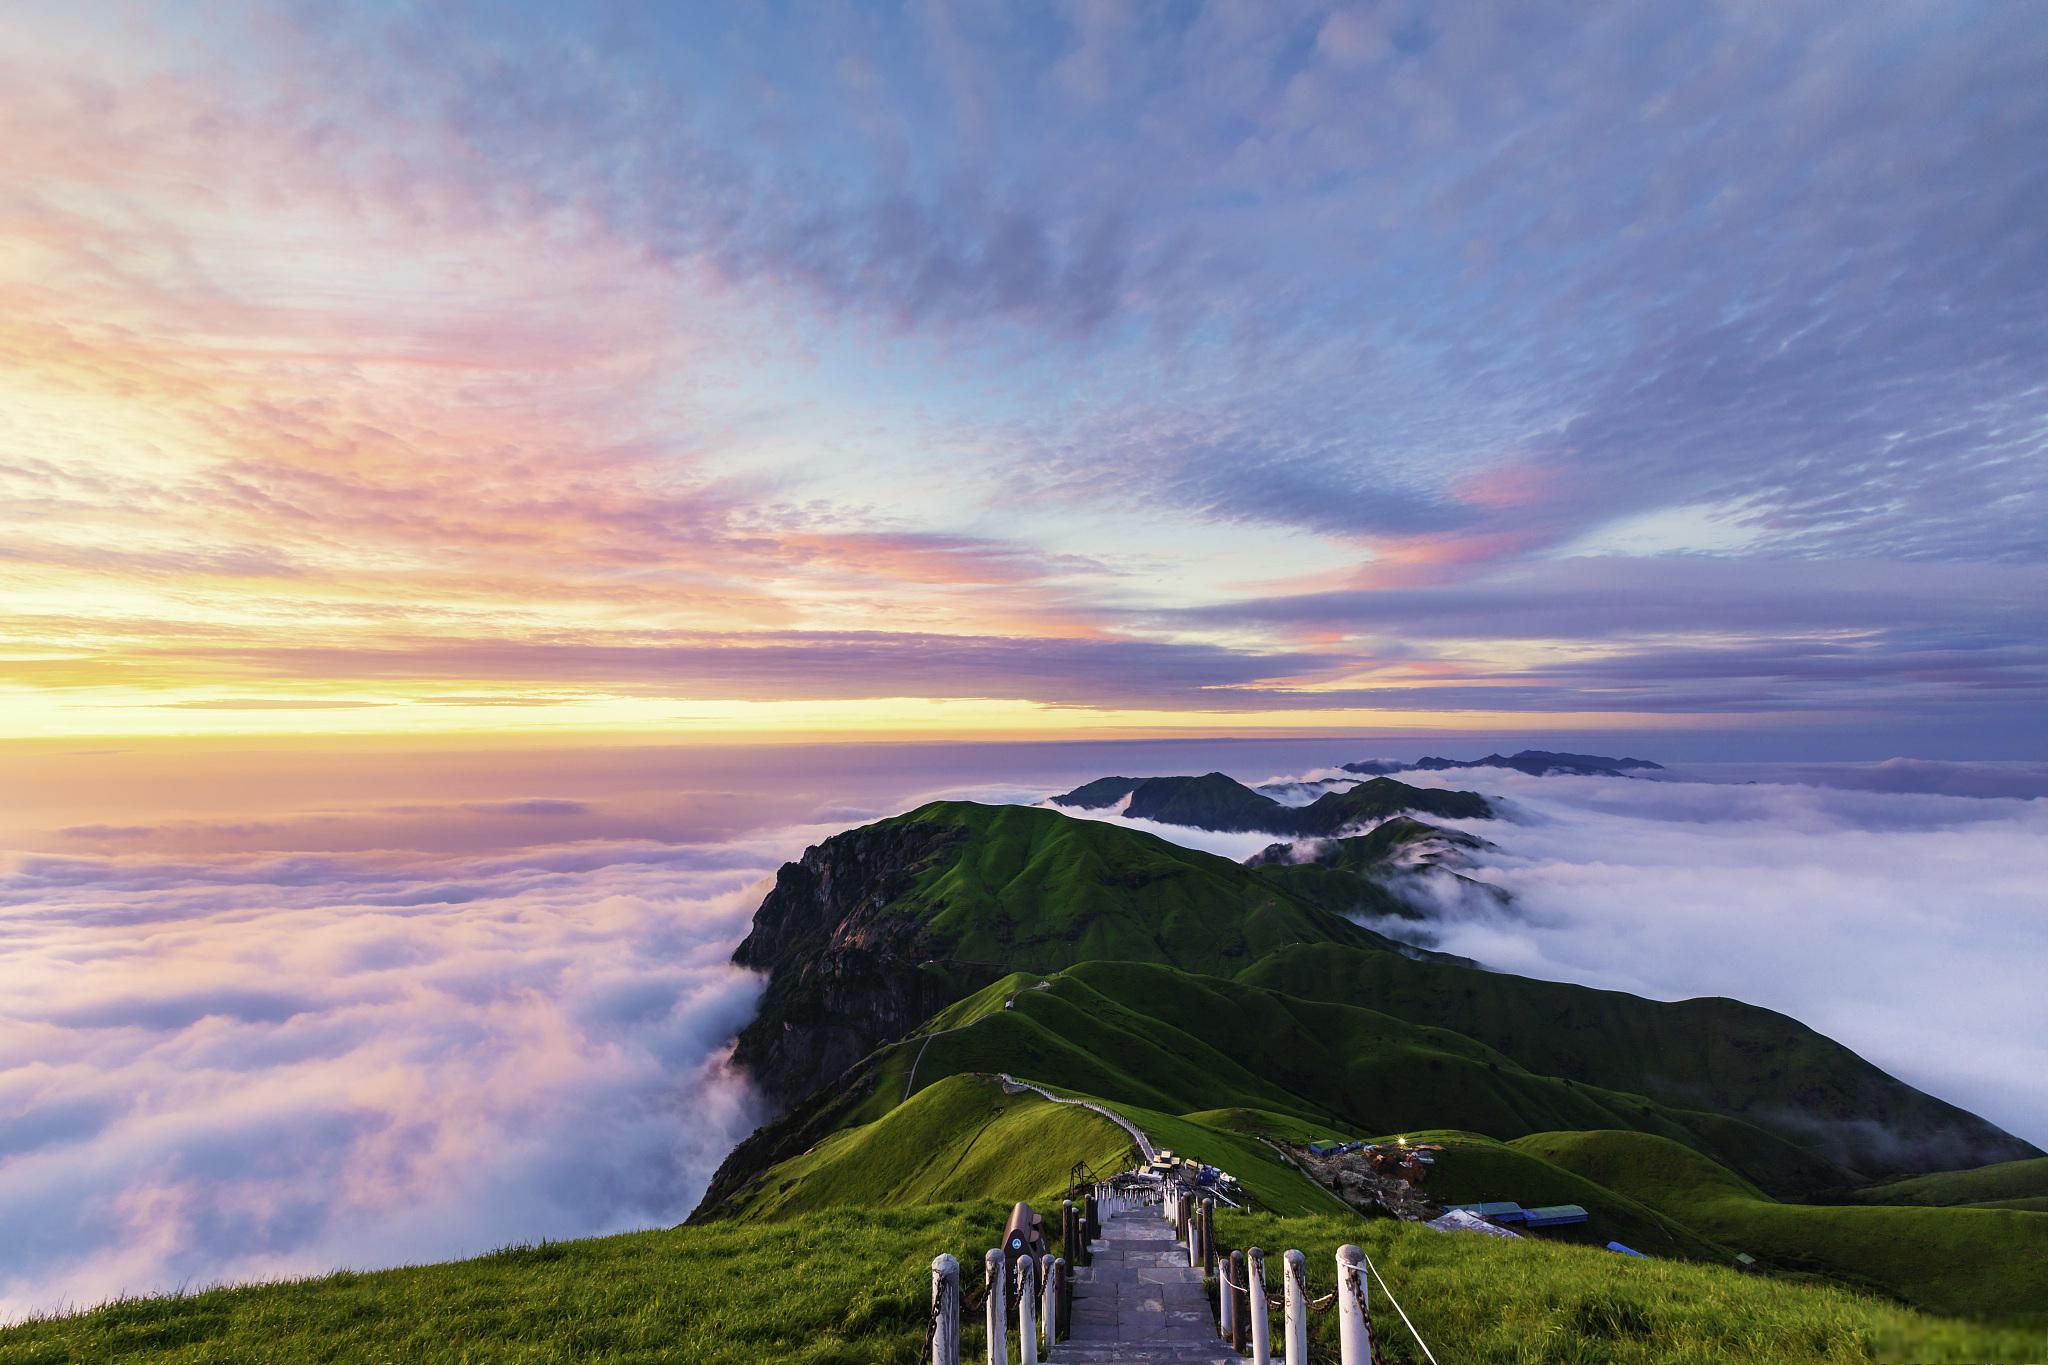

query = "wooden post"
[1060, 1250, 1074, 1338]
[1041, 1257, 1061, 1357]
[1084, 1191, 1099, 1242]
[1188, 1205, 1201, 1269]
[1282, 1249, 1309, 1365]
[1218, 1244, 1235, 1341]
[1246, 1248, 1270, 1365]
[1201, 1198, 1217, 1274]
[1336, 1245, 1374, 1365]
[1229, 1250, 1248, 1352]
[1017, 1254, 1038, 1365]
[1175, 1190, 1190, 1249]
[984, 1249, 1006, 1365]
[930, 1254, 961, 1365]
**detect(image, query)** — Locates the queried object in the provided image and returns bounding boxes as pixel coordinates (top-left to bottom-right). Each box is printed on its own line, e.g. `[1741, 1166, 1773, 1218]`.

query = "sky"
[3, 1, 2046, 750]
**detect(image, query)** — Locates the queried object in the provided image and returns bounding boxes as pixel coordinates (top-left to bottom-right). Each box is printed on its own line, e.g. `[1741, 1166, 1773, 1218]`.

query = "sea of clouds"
[1068, 759, 2048, 1151]
[0, 737, 1126, 1319]
[1383, 764, 2048, 1150]
[0, 818, 806, 1318]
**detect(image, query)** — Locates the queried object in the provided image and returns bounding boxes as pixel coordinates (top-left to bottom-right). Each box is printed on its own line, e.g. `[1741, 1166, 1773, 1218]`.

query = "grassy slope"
[1846, 1156, 2048, 1209]
[738, 804, 2024, 1198]
[1093, 772, 1295, 831]
[1291, 777, 1493, 833]
[0, 1204, 1011, 1365]
[12, 1201, 2045, 1365]
[1240, 943, 2035, 1186]
[1386, 1129, 1732, 1261]
[899, 960, 1845, 1197]
[883, 802, 1406, 971]
[1208, 1209, 2048, 1365]
[1248, 817, 1491, 921]
[728, 1074, 1133, 1220]
[1246, 860, 1418, 920]
[1516, 1130, 2048, 1324]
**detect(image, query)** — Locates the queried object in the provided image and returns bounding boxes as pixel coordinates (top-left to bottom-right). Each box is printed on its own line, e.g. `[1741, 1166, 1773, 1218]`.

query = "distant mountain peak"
[1048, 771, 1492, 834]
[1343, 749, 1664, 779]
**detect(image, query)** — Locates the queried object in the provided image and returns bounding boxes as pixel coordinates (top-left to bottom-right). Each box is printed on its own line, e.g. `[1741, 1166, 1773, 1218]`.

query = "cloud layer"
[4, 735, 1324, 1317]
[1028, 754, 2048, 1150]
[1334, 765, 2048, 1148]
[0, 818, 792, 1318]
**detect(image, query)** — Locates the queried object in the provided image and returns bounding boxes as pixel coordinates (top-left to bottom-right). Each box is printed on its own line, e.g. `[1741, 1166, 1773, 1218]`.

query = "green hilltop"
[1844, 1156, 2048, 1212]
[698, 795, 2045, 1341]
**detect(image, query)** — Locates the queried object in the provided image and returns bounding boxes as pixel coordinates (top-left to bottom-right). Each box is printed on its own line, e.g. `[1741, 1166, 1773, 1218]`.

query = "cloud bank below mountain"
[0, 828, 791, 1319]
[1339, 764, 2048, 1150]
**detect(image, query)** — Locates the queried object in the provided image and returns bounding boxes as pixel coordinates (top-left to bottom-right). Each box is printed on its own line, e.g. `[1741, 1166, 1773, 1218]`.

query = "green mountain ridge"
[694, 795, 2043, 1332]
[1243, 815, 1505, 921]
[1049, 772, 1494, 834]
[725, 799, 1435, 1108]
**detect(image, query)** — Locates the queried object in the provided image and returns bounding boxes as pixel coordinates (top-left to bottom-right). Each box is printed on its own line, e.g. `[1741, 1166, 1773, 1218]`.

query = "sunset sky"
[5, 2, 2045, 749]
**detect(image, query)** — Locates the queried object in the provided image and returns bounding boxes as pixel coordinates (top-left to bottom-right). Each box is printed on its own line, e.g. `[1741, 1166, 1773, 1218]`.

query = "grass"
[724, 1067, 1336, 1222]
[1239, 942, 2036, 1188]
[894, 958, 1853, 1200]
[13, 1195, 2042, 1365]
[786, 804, 2035, 1191]
[0, 1204, 1016, 1365]
[887, 801, 1402, 970]
[1846, 1156, 2048, 1209]
[1516, 1130, 2048, 1324]
[1208, 1208, 2048, 1365]
[726, 1074, 1133, 1219]
[1384, 1129, 1732, 1261]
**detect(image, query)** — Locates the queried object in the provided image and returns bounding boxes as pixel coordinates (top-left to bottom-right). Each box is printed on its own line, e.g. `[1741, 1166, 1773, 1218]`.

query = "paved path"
[997, 1074, 1158, 1162]
[1059, 1198, 1236, 1364]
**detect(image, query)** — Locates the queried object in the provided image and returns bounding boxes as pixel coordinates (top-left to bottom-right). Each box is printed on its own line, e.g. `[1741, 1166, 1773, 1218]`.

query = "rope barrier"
[935, 1164, 1438, 1365]
[1359, 1248, 1439, 1365]
[1216, 1261, 1333, 1314]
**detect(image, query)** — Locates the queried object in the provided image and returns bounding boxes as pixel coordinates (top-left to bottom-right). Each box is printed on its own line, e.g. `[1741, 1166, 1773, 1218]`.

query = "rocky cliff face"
[728, 817, 966, 1109]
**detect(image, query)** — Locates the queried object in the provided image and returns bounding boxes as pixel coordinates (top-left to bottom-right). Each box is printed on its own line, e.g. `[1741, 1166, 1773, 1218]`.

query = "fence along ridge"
[926, 1166, 1440, 1364]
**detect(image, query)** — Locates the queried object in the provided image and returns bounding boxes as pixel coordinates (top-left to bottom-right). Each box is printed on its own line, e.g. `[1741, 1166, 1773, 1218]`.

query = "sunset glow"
[5, 4, 2041, 748]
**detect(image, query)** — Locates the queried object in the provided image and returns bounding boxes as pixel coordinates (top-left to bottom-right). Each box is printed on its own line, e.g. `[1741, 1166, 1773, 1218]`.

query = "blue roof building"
[1447, 1201, 1527, 1223]
[1523, 1204, 1589, 1228]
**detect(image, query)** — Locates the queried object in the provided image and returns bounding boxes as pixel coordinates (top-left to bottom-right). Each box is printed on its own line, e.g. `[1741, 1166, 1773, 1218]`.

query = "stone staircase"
[1060, 1199, 1237, 1363]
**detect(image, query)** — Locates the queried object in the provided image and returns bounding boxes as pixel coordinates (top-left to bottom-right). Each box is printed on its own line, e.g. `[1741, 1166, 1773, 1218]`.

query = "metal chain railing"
[1207, 1225, 1439, 1364]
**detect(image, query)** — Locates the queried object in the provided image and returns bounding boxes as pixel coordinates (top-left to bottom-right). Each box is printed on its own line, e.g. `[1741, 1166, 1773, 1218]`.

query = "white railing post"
[1041, 1256, 1061, 1357]
[1017, 1254, 1038, 1365]
[984, 1249, 1006, 1365]
[1247, 1247, 1271, 1364]
[1336, 1245, 1374, 1365]
[931, 1253, 961, 1365]
[1282, 1249, 1309, 1365]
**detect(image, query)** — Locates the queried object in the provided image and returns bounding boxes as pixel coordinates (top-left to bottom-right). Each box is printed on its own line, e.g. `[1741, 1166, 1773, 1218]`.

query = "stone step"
[1051, 1349, 1240, 1363]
